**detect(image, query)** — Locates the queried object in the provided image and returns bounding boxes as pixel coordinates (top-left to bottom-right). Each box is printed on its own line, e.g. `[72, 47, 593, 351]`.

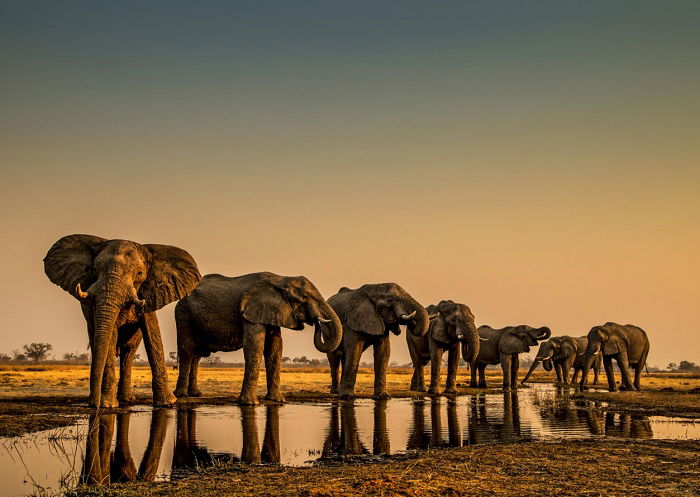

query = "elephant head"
[521, 336, 577, 383]
[427, 300, 480, 363]
[580, 323, 623, 387]
[239, 273, 342, 353]
[499, 325, 552, 356]
[344, 282, 429, 338]
[44, 234, 201, 407]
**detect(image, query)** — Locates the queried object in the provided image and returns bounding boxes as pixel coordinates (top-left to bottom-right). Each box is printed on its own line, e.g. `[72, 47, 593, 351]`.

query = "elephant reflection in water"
[467, 392, 525, 444]
[172, 405, 281, 469]
[321, 401, 390, 459]
[407, 398, 463, 450]
[81, 409, 170, 486]
[586, 410, 653, 439]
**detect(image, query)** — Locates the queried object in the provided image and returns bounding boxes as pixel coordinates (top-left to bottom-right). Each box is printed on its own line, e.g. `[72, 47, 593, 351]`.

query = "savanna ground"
[1, 365, 699, 496]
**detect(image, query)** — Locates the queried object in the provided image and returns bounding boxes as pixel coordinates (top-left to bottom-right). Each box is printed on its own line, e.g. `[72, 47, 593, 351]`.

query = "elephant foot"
[99, 398, 119, 409]
[372, 392, 391, 401]
[117, 393, 136, 404]
[339, 393, 355, 401]
[237, 392, 259, 405]
[427, 388, 441, 396]
[265, 392, 286, 404]
[443, 387, 459, 396]
[608, 386, 618, 392]
[477, 383, 488, 389]
[469, 382, 478, 388]
[330, 387, 338, 394]
[153, 392, 177, 407]
[634, 385, 642, 392]
[188, 388, 203, 397]
[502, 386, 512, 393]
[174, 388, 189, 398]
[413, 386, 426, 393]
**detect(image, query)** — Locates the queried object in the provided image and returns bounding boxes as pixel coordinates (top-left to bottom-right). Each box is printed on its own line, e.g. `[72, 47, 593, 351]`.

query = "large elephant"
[44, 234, 201, 407]
[406, 300, 479, 395]
[521, 336, 602, 387]
[174, 272, 342, 404]
[469, 324, 551, 391]
[579, 322, 650, 392]
[326, 283, 430, 400]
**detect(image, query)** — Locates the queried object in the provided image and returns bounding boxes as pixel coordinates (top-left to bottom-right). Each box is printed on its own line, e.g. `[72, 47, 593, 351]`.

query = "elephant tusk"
[479, 337, 489, 342]
[76, 283, 89, 300]
[130, 290, 145, 308]
[317, 317, 332, 323]
[401, 311, 416, 320]
[592, 350, 600, 356]
[428, 312, 440, 320]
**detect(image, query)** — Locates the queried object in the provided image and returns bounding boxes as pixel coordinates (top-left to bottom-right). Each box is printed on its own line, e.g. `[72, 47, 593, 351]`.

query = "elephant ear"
[139, 244, 201, 312]
[346, 292, 384, 335]
[44, 234, 106, 299]
[560, 339, 577, 359]
[603, 335, 624, 355]
[240, 280, 299, 329]
[429, 313, 449, 344]
[499, 329, 530, 355]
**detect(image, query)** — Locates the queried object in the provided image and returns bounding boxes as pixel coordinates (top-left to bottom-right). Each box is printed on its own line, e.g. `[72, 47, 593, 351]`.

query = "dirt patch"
[65, 439, 700, 497]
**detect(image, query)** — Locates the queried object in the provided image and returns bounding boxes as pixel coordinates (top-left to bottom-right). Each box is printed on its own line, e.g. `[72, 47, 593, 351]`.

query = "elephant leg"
[264, 327, 285, 403]
[500, 354, 512, 392]
[140, 312, 176, 407]
[329, 351, 341, 394]
[603, 355, 617, 391]
[469, 362, 478, 388]
[338, 335, 364, 400]
[174, 304, 195, 398]
[478, 364, 488, 389]
[415, 362, 426, 392]
[117, 330, 140, 403]
[634, 348, 648, 391]
[100, 328, 119, 408]
[616, 351, 634, 391]
[372, 337, 391, 400]
[562, 356, 575, 387]
[137, 409, 169, 482]
[444, 342, 460, 395]
[554, 362, 563, 385]
[238, 322, 266, 405]
[593, 356, 602, 385]
[571, 367, 581, 384]
[428, 340, 444, 395]
[188, 356, 202, 397]
[510, 354, 519, 389]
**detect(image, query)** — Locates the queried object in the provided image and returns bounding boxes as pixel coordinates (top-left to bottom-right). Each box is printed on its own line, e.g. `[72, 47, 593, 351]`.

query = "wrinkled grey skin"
[470, 325, 552, 391]
[174, 272, 342, 404]
[579, 322, 650, 392]
[521, 336, 602, 387]
[406, 300, 479, 395]
[326, 283, 430, 400]
[44, 234, 201, 408]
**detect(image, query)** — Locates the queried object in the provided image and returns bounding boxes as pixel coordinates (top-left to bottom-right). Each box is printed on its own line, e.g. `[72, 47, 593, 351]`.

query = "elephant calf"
[470, 324, 551, 391]
[174, 272, 342, 404]
[521, 336, 602, 386]
[580, 322, 650, 392]
[406, 300, 479, 395]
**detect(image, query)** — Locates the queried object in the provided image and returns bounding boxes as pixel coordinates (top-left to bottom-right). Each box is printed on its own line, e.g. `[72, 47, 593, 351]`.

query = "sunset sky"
[2, 2, 698, 368]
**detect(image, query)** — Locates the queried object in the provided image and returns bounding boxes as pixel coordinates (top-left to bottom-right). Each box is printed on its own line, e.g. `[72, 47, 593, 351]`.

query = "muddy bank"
[65, 439, 700, 497]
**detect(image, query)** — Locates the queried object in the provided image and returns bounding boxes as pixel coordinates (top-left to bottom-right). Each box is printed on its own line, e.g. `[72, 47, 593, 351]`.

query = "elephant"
[469, 325, 551, 391]
[326, 283, 430, 400]
[521, 336, 602, 387]
[406, 300, 480, 395]
[44, 234, 201, 407]
[174, 272, 342, 404]
[80, 409, 170, 486]
[579, 322, 650, 392]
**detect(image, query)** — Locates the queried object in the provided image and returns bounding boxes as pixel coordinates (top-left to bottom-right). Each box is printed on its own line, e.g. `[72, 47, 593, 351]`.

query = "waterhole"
[1, 385, 698, 496]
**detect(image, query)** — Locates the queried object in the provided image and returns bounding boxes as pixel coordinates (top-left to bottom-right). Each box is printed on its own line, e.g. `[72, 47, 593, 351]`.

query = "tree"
[667, 363, 677, 371]
[169, 352, 178, 363]
[678, 361, 699, 372]
[0, 353, 10, 361]
[205, 356, 221, 366]
[282, 357, 291, 364]
[23, 343, 52, 362]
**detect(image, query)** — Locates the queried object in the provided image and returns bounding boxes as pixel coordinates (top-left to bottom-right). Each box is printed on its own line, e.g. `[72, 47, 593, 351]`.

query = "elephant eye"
[137, 271, 143, 277]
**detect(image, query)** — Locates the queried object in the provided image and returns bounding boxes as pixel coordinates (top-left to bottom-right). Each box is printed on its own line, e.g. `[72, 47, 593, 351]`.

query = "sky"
[1, 1, 699, 369]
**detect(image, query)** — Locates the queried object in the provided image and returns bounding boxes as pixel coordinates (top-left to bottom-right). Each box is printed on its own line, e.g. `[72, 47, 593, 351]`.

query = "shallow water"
[1, 385, 698, 496]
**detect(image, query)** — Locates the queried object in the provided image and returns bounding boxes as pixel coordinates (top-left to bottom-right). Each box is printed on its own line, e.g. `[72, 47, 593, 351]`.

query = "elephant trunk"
[536, 327, 552, 340]
[89, 274, 131, 407]
[579, 343, 600, 388]
[399, 297, 429, 337]
[459, 323, 480, 364]
[521, 358, 541, 384]
[542, 358, 553, 371]
[312, 302, 343, 353]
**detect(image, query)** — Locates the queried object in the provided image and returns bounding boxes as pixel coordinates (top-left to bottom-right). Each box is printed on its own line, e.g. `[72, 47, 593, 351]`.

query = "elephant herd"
[44, 234, 651, 408]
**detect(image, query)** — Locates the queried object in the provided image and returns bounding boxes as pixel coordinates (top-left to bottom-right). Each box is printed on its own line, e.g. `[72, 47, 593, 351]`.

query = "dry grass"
[0, 365, 698, 436]
[66, 439, 700, 497]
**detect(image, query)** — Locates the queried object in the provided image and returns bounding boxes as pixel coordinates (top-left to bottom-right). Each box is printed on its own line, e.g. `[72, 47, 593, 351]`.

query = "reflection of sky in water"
[1, 385, 699, 496]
